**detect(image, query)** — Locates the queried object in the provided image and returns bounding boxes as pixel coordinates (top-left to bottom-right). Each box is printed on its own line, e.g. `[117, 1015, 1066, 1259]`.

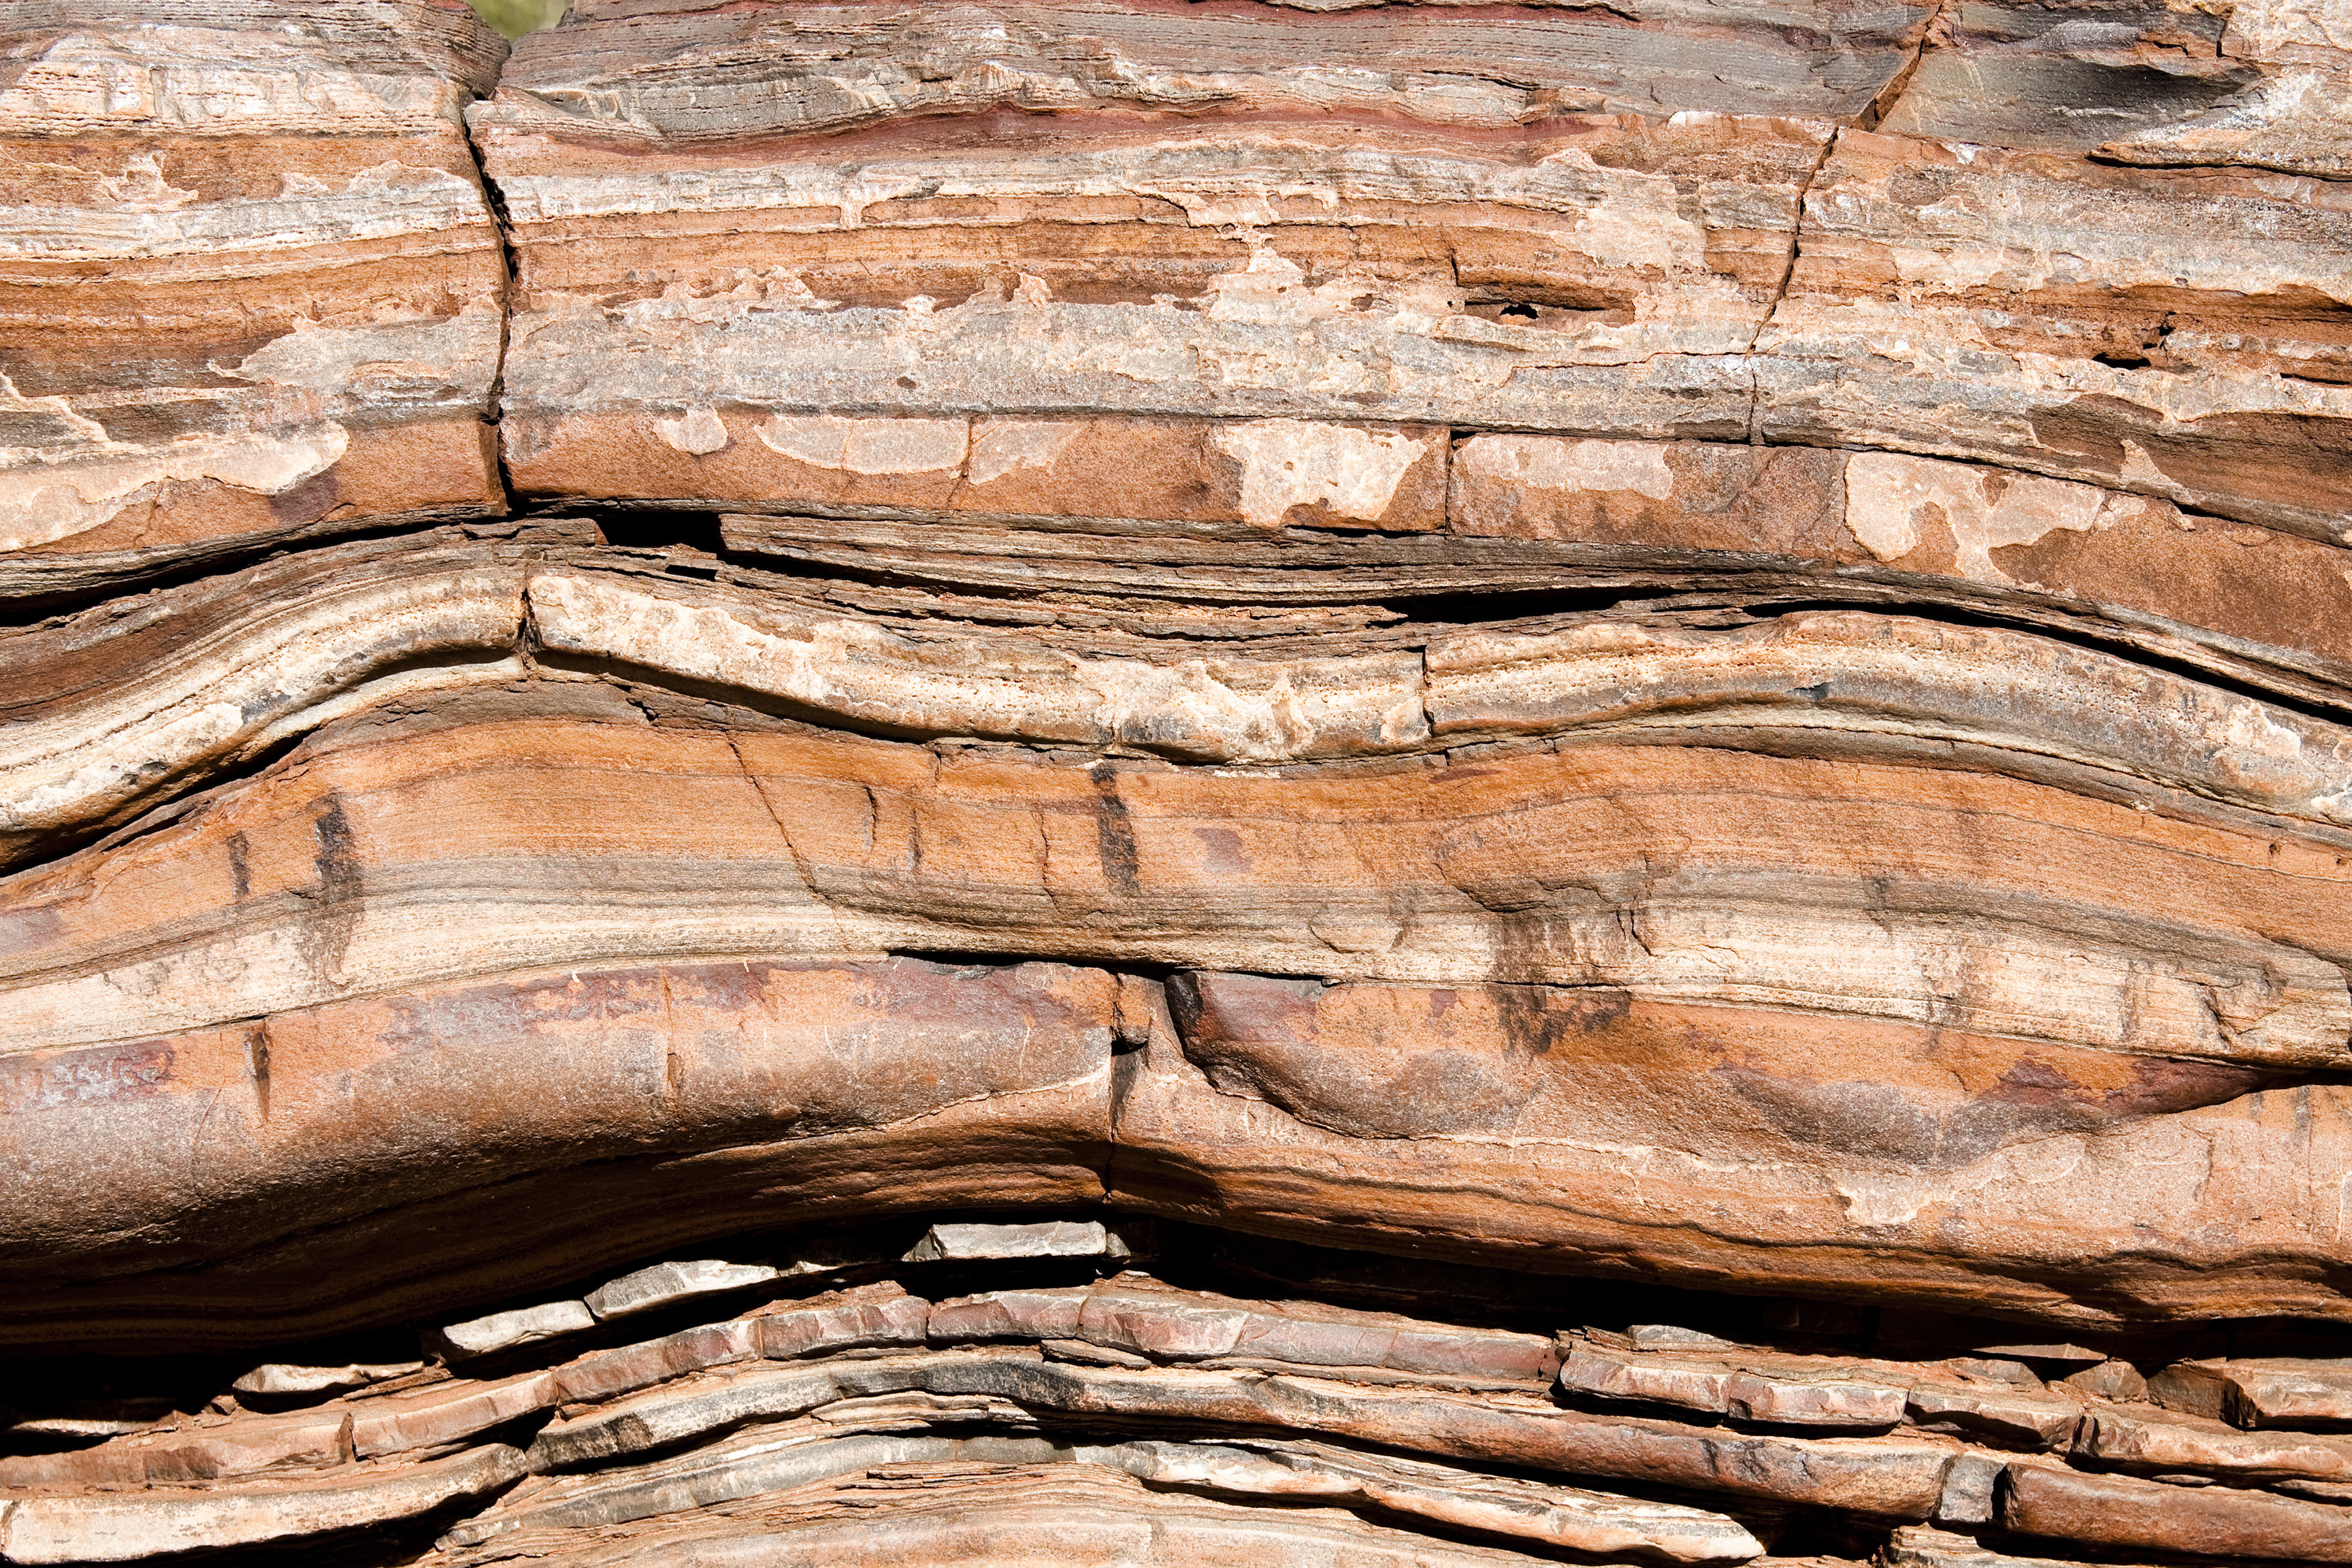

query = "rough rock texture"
[5, 1, 2352, 1564]
[0, 0, 510, 602]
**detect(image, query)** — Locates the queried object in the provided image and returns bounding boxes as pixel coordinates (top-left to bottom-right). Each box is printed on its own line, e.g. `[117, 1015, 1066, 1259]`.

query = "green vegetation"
[466, 0, 567, 37]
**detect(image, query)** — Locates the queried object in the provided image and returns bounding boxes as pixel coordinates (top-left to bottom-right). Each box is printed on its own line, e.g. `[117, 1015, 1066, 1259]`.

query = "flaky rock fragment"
[0, 1443, 525, 1564]
[232, 1362, 423, 1399]
[438, 1300, 596, 1359]
[903, 1220, 1122, 1263]
[585, 1260, 781, 1320]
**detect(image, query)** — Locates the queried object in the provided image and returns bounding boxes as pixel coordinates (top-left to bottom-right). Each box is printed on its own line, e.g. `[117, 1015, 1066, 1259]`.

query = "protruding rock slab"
[904, 1221, 1124, 1264]
[2001, 1461, 2352, 1561]
[426, 1458, 1626, 1568]
[929, 1278, 1556, 1384]
[2170, 1357, 2352, 1429]
[1882, 0, 2352, 180]
[1124, 958, 2352, 1326]
[491, 0, 1933, 135]
[473, 1, 2352, 542]
[586, 1260, 782, 1321]
[474, 53, 1827, 466]
[1450, 435, 2352, 689]
[514, 412, 1451, 533]
[0, 1443, 525, 1565]
[438, 1300, 597, 1360]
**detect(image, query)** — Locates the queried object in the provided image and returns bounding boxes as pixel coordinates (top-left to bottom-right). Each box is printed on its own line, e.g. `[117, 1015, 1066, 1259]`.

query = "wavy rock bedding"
[3, 0, 2351, 1563]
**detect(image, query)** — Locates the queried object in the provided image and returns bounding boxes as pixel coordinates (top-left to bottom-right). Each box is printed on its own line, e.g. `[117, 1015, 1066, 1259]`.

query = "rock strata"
[4, 0, 2351, 1564]
[0, 1, 511, 600]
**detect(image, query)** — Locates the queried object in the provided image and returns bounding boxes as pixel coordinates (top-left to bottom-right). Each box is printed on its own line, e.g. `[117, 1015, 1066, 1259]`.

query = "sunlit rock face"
[0, 1, 514, 604]
[4, 2, 2351, 1565]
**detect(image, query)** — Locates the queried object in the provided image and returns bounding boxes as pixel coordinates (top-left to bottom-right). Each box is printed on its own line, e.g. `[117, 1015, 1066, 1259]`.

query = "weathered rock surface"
[470, 0, 2352, 548]
[2152, 1356, 2352, 1428]
[10, 678, 2352, 1342]
[440, 1457, 1666, 1567]
[5, 0, 2352, 1563]
[0, 1, 510, 600]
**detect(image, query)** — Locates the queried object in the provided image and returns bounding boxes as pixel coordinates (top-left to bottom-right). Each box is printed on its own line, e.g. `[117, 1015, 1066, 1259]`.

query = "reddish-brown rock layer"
[4, 0, 2351, 1563]
[0, 1, 510, 598]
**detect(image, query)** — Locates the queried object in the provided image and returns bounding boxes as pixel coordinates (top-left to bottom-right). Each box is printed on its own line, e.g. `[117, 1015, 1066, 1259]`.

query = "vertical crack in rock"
[1088, 760, 1145, 900]
[1747, 126, 1843, 448]
[460, 99, 524, 522]
[1861, 0, 1953, 133]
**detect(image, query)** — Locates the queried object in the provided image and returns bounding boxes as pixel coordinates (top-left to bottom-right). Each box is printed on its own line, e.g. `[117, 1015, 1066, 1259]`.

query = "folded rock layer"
[3, 0, 2351, 1564]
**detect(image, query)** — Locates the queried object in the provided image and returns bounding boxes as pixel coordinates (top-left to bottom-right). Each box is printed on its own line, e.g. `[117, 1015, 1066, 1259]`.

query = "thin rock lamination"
[5, 1, 2352, 1565]
[0, 0, 510, 602]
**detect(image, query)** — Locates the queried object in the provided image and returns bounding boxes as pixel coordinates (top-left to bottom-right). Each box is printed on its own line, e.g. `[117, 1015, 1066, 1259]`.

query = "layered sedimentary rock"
[5, 0, 2352, 1564]
[474, 0, 2352, 541]
[0, 0, 510, 602]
